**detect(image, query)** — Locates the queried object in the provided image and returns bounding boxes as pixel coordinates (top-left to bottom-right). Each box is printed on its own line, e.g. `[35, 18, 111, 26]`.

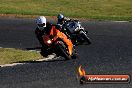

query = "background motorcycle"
[61, 20, 91, 45]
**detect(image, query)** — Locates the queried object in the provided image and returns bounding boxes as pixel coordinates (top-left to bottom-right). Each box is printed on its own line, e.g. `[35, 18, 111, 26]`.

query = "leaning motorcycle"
[40, 33, 75, 60]
[61, 20, 91, 45]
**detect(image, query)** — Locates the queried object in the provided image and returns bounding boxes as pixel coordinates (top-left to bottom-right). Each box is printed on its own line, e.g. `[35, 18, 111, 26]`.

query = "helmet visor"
[38, 23, 46, 27]
[58, 18, 64, 22]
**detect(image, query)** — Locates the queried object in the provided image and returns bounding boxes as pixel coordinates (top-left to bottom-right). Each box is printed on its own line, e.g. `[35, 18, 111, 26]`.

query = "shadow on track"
[15, 57, 67, 64]
[16, 59, 65, 63]
[24, 46, 79, 64]
[26, 46, 52, 57]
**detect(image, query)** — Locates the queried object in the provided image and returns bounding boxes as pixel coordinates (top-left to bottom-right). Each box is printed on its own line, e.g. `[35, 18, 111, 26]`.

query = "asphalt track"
[0, 17, 132, 88]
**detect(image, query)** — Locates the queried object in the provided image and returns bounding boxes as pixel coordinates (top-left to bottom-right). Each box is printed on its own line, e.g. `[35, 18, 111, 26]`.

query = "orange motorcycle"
[41, 32, 76, 60]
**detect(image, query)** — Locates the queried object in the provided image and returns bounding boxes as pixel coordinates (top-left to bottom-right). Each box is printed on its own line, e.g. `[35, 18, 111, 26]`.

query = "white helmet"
[36, 16, 46, 28]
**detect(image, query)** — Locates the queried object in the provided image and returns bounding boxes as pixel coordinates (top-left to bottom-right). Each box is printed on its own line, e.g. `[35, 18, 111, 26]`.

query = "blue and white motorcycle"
[61, 20, 91, 45]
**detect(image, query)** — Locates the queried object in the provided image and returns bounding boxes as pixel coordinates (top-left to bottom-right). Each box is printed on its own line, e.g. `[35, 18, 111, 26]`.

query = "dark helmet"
[57, 14, 64, 22]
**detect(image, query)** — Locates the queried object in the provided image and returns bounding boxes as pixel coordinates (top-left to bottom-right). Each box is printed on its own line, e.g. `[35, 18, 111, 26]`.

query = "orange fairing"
[50, 26, 56, 36]
[50, 26, 73, 55]
[43, 34, 51, 45]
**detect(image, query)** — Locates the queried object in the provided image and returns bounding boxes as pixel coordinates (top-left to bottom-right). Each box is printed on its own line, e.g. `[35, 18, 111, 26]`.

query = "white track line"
[35, 54, 56, 61]
[0, 63, 25, 67]
[113, 21, 129, 23]
[28, 50, 40, 53]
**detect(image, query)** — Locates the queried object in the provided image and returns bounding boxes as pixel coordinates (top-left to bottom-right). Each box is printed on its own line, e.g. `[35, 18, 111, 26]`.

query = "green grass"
[0, 0, 132, 20]
[0, 48, 43, 65]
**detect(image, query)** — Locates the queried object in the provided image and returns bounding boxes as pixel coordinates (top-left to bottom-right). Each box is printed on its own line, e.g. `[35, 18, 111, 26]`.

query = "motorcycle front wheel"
[56, 41, 71, 60]
[80, 31, 91, 45]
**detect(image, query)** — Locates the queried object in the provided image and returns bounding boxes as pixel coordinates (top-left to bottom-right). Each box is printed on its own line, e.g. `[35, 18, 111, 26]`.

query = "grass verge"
[0, 48, 43, 65]
[0, 0, 132, 21]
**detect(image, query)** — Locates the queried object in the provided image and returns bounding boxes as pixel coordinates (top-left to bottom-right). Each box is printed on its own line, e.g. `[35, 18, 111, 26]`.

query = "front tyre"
[80, 31, 91, 45]
[56, 41, 71, 60]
